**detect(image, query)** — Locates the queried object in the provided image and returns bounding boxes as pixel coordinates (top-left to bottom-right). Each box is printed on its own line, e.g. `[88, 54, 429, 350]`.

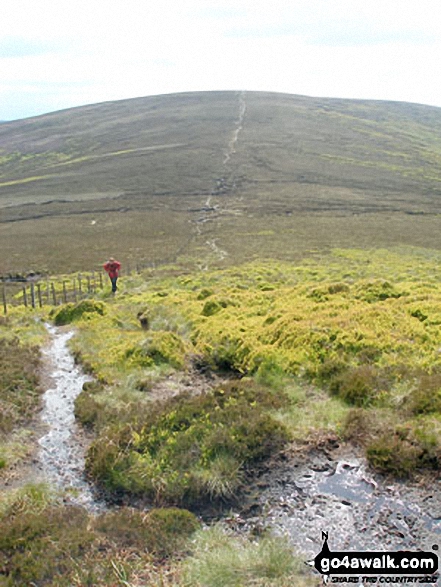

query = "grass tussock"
[124, 330, 187, 370]
[183, 524, 315, 587]
[86, 380, 290, 507]
[50, 299, 105, 325]
[343, 402, 441, 478]
[1, 504, 95, 586]
[408, 373, 441, 415]
[0, 313, 49, 475]
[365, 420, 441, 478]
[327, 364, 390, 407]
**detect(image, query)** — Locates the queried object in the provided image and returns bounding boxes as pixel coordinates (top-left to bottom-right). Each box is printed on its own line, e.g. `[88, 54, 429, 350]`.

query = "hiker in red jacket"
[103, 257, 121, 293]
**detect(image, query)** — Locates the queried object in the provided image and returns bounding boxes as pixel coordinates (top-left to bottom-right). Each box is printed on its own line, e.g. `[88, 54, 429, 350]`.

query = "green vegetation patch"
[355, 280, 405, 303]
[95, 506, 199, 557]
[201, 297, 234, 317]
[0, 504, 95, 586]
[74, 381, 107, 428]
[0, 484, 199, 587]
[124, 331, 187, 370]
[326, 364, 390, 407]
[0, 337, 41, 435]
[366, 422, 440, 478]
[183, 524, 314, 587]
[65, 248, 441, 480]
[51, 299, 105, 325]
[408, 373, 441, 415]
[66, 299, 192, 383]
[86, 380, 290, 507]
[344, 406, 441, 478]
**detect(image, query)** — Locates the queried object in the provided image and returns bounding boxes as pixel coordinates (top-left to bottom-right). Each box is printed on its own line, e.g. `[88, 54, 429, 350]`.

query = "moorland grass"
[2, 92, 441, 275]
[2, 247, 441, 584]
[0, 484, 199, 587]
[67, 248, 441, 480]
[183, 524, 315, 587]
[0, 311, 49, 475]
[4, 92, 441, 210]
[50, 299, 105, 325]
[0, 337, 41, 435]
[0, 487, 312, 587]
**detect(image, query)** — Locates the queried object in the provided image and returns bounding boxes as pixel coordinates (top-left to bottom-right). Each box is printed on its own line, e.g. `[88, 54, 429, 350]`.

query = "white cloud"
[1, 0, 441, 119]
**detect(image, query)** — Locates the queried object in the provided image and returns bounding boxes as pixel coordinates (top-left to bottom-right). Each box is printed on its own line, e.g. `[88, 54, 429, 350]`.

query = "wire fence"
[1, 271, 106, 314]
[1, 252, 186, 315]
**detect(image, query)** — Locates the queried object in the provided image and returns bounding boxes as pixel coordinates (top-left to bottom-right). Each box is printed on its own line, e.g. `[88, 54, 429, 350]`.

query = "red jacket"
[103, 260, 121, 278]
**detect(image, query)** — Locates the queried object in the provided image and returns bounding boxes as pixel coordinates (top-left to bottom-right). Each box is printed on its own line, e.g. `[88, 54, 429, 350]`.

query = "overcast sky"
[2, 0, 441, 120]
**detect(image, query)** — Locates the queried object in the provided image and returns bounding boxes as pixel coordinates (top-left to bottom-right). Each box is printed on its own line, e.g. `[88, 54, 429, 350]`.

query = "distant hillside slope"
[0, 92, 238, 206]
[1, 91, 441, 273]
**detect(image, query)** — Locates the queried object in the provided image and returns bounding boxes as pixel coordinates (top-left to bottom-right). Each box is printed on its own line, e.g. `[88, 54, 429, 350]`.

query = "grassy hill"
[2, 91, 441, 586]
[1, 91, 441, 274]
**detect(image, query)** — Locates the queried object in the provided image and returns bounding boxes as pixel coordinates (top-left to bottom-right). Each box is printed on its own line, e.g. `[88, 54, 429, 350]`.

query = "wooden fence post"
[30, 283, 36, 309]
[78, 274, 82, 298]
[2, 282, 6, 315]
[99, 272, 103, 289]
[72, 279, 78, 302]
[51, 283, 57, 305]
[46, 279, 50, 305]
[23, 286, 28, 308]
[37, 284, 43, 307]
[63, 282, 68, 303]
[87, 275, 91, 294]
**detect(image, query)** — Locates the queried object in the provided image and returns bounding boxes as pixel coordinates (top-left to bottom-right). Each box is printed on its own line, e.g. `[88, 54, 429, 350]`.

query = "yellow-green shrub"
[366, 422, 440, 477]
[124, 331, 187, 370]
[409, 373, 441, 415]
[51, 299, 105, 325]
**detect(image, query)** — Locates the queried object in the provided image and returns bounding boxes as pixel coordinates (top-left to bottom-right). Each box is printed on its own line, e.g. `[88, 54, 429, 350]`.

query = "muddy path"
[37, 324, 106, 511]
[236, 442, 441, 558]
[35, 324, 225, 510]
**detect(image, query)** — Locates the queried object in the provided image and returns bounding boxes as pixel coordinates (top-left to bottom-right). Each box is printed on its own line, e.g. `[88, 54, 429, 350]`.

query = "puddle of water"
[318, 461, 375, 504]
[38, 324, 105, 512]
[243, 452, 441, 558]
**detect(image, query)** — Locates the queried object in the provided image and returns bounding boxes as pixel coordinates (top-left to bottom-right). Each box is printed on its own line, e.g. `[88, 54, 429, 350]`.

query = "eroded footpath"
[37, 323, 105, 511]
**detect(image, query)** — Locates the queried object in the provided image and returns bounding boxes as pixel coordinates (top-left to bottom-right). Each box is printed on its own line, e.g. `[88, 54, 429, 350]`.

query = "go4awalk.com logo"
[306, 532, 439, 584]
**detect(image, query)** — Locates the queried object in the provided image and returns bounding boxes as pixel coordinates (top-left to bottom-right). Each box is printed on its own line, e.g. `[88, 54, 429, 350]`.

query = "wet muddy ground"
[36, 325, 441, 562]
[237, 444, 441, 559]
